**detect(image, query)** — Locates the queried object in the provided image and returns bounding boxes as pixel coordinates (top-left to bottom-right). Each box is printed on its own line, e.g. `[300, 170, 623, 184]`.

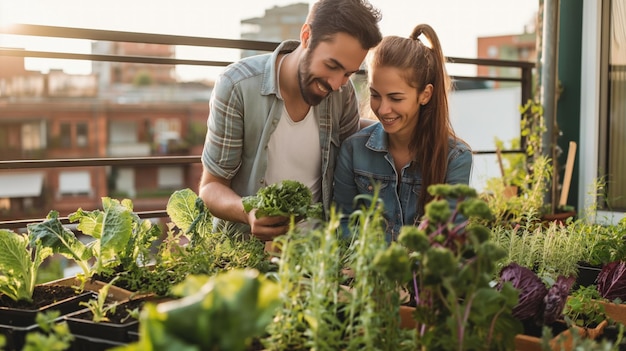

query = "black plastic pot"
[0, 323, 40, 351]
[0, 288, 95, 350]
[0, 289, 95, 327]
[65, 312, 139, 343]
[64, 298, 144, 347]
[574, 262, 602, 289]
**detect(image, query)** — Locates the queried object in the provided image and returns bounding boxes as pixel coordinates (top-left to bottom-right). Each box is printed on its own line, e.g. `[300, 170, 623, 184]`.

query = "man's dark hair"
[307, 0, 382, 50]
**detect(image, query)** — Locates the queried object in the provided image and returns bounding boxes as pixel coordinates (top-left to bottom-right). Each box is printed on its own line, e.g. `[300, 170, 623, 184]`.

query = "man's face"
[297, 32, 367, 106]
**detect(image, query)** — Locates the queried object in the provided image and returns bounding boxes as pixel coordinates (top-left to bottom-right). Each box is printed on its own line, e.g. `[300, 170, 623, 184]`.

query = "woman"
[333, 24, 472, 243]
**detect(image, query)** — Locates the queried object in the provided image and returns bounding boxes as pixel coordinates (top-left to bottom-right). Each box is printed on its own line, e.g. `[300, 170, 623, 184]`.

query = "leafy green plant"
[481, 154, 551, 227]
[27, 197, 161, 285]
[0, 229, 52, 303]
[79, 277, 120, 323]
[494, 137, 527, 189]
[520, 99, 547, 160]
[242, 179, 323, 220]
[264, 187, 414, 351]
[164, 188, 271, 274]
[390, 184, 522, 350]
[22, 311, 74, 351]
[491, 219, 585, 283]
[579, 217, 626, 267]
[564, 285, 607, 328]
[342, 190, 410, 351]
[265, 213, 347, 350]
[126, 269, 281, 351]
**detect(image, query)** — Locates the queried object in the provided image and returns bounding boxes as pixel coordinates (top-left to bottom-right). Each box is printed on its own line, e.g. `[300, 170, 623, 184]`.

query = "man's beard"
[298, 53, 333, 106]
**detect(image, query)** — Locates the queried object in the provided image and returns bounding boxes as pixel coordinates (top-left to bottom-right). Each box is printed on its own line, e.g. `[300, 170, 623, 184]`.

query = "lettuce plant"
[132, 269, 280, 351]
[27, 197, 161, 282]
[0, 229, 52, 302]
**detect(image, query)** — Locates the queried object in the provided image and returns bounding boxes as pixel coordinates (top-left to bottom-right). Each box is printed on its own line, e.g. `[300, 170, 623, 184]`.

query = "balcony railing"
[0, 24, 535, 230]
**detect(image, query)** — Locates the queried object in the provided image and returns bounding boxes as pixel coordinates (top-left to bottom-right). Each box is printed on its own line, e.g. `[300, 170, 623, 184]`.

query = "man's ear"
[420, 84, 434, 105]
[300, 23, 311, 48]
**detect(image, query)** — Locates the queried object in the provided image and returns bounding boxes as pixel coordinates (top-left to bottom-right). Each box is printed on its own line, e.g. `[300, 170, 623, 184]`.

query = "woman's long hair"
[368, 24, 465, 214]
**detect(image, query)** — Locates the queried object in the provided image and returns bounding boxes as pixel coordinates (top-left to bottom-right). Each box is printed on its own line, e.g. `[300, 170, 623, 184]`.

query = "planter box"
[64, 295, 172, 348]
[70, 334, 126, 351]
[45, 276, 135, 302]
[514, 319, 608, 351]
[0, 285, 95, 351]
[0, 287, 95, 327]
[598, 300, 626, 325]
[0, 323, 40, 351]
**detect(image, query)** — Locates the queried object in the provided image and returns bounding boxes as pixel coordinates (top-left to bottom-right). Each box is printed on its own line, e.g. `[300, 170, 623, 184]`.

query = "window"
[76, 123, 88, 147]
[59, 171, 91, 196]
[60, 123, 71, 148]
[157, 166, 183, 189]
[21, 121, 45, 151]
[0, 198, 9, 211]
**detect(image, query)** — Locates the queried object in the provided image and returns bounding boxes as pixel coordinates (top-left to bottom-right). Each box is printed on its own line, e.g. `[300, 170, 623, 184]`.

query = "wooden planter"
[514, 319, 608, 351]
[45, 276, 135, 302]
[598, 300, 626, 325]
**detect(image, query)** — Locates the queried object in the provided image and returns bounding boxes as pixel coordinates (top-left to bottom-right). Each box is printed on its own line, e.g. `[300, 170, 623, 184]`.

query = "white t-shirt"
[265, 106, 322, 202]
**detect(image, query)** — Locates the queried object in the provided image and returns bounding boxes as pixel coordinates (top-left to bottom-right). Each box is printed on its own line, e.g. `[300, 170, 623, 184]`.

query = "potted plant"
[383, 184, 522, 350]
[63, 278, 161, 350]
[116, 269, 281, 351]
[0, 231, 96, 320]
[0, 229, 94, 350]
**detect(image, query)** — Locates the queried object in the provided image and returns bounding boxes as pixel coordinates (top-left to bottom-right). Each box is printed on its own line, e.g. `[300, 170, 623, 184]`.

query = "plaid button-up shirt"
[202, 40, 360, 235]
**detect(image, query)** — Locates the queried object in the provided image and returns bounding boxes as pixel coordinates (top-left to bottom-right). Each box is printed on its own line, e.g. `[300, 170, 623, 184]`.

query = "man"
[199, 0, 382, 241]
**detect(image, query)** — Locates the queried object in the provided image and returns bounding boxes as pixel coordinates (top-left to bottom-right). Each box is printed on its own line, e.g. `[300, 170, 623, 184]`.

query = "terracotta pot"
[540, 210, 577, 226]
[399, 305, 417, 329]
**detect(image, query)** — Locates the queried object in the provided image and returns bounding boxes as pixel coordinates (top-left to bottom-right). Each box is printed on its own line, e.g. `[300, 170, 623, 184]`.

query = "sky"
[0, 0, 539, 81]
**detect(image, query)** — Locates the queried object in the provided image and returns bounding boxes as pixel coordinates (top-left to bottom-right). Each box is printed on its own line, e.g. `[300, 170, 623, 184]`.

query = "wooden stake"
[558, 141, 577, 207]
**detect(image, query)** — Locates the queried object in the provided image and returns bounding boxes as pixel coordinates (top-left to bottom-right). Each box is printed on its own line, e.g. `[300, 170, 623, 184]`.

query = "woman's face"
[369, 66, 422, 138]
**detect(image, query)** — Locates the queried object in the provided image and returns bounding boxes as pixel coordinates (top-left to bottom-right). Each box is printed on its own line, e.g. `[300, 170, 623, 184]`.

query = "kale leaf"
[242, 180, 322, 220]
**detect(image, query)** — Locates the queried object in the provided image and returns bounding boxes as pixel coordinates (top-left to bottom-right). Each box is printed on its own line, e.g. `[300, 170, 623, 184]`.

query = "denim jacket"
[333, 123, 473, 243]
[202, 40, 360, 235]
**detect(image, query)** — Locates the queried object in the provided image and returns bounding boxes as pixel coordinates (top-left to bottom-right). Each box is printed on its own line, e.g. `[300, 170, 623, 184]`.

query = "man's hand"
[247, 209, 289, 241]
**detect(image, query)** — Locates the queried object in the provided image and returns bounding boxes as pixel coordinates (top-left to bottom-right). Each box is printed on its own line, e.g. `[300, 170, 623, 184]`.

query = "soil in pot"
[0, 285, 94, 326]
[600, 324, 626, 351]
[65, 298, 144, 342]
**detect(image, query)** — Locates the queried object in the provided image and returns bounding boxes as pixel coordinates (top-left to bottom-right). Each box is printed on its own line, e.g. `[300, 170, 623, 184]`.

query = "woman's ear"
[420, 84, 434, 105]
